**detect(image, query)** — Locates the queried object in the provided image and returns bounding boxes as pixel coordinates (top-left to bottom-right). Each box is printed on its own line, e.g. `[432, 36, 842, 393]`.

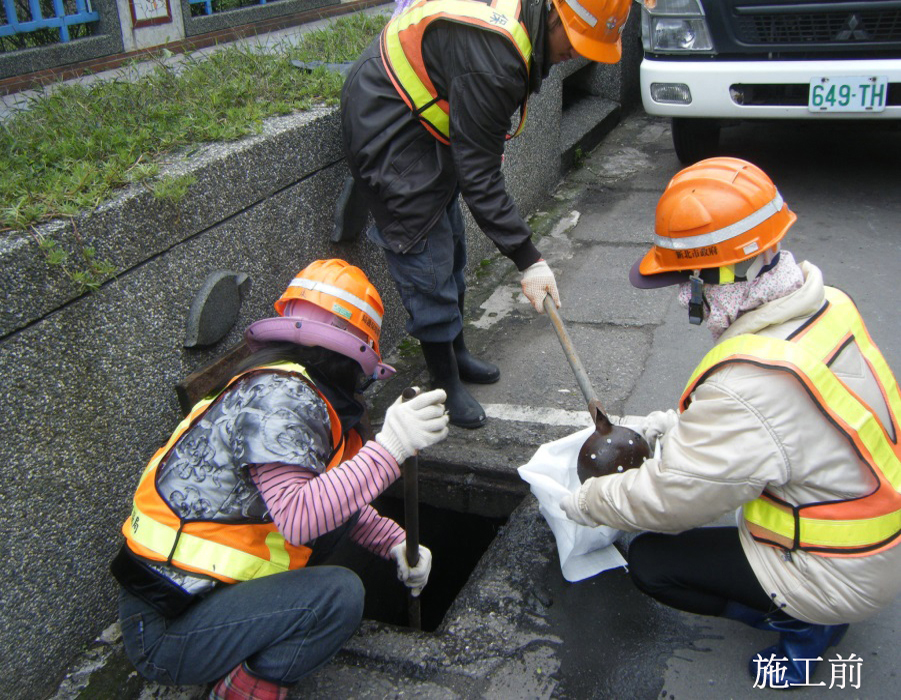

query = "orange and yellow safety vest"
[681, 287, 901, 557]
[381, 0, 533, 145]
[122, 362, 361, 583]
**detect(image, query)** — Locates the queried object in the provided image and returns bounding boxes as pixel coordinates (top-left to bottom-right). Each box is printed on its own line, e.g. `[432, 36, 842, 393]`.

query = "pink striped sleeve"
[249, 441, 401, 546]
[350, 504, 405, 559]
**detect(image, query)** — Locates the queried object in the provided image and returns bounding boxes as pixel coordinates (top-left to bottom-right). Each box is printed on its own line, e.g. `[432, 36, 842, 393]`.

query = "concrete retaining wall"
[0, 21, 640, 696]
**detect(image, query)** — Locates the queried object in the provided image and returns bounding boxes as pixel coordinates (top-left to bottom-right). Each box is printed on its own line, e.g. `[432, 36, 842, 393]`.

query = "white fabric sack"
[518, 426, 626, 581]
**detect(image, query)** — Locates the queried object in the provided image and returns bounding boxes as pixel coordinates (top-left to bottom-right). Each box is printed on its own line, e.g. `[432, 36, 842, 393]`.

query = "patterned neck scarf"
[678, 250, 805, 340]
[392, 0, 413, 17]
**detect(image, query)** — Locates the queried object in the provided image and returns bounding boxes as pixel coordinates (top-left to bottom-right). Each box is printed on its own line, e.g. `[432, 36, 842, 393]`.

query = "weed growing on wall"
[151, 175, 199, 203]
[30, 223, 118, 293]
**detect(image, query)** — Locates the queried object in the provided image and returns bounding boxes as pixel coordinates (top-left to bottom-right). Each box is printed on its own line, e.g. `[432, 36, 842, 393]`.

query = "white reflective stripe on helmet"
[654, 192, 785, 251]
[564, 0, 598, 27]
[287, 278, 384, 327]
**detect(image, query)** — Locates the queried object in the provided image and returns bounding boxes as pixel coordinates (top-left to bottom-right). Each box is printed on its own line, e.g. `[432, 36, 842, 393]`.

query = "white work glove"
[376, 388, 449, 463]
[390, 541, 433, 597]
[559, 483, 597, 527]
[520, 260, 561, 313]
[612, 410, 678, 449]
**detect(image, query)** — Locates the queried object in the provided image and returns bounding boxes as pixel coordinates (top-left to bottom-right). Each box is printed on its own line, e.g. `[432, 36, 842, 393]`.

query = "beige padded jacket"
[579, 262, 901, 624]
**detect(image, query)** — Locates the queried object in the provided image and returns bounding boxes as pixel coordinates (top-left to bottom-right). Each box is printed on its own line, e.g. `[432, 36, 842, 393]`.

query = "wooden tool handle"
[543, 296, 599, 408]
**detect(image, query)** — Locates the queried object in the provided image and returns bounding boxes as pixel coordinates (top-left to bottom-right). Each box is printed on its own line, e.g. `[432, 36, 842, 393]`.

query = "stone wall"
[0, 22, 641, 696]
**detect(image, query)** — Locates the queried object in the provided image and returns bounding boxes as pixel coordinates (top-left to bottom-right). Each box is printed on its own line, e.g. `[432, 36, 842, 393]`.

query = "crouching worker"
[111, 259, 449, 698]
[559, 158, 901, 686]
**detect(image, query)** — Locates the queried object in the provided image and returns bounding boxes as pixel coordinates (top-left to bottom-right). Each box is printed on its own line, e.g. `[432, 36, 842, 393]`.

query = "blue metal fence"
[188, 0, 275, 17]
[1, 0, 99, 43]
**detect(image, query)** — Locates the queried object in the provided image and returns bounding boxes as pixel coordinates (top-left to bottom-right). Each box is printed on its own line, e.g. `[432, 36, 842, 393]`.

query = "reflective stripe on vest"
[680, 287, 901, 556]
[381, 0, 532, 145]
[123, 362, 354, 583]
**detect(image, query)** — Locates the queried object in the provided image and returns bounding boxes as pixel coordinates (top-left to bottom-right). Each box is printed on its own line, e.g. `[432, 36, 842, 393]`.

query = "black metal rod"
[401, 386, 421, 630]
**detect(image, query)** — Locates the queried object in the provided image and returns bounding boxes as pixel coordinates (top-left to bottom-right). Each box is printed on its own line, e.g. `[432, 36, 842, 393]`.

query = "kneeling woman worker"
[111, 260, 449, 698]
[560, 158, 901, 685]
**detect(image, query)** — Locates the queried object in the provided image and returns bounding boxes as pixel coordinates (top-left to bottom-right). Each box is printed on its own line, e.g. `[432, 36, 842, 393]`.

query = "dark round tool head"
[577, 408, 651, 483]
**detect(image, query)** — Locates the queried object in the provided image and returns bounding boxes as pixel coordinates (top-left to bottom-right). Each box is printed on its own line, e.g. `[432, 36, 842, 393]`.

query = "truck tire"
[671, 118, 721, 164]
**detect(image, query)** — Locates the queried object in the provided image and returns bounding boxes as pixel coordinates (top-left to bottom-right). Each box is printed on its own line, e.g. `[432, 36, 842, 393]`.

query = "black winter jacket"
[340, 0, 551, 271]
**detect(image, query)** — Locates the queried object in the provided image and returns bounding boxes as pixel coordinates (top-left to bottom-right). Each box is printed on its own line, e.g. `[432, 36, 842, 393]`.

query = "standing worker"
[559, 158, 901, 687]
[111, 260, 449, 699]
[341, 0, 634, 428]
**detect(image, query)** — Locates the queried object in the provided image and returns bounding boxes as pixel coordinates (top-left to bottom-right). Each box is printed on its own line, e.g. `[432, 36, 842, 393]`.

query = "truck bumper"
[641, 57, 901, 120]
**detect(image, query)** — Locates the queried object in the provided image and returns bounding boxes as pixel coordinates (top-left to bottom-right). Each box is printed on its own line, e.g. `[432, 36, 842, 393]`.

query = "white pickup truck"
[637, 0, 901, 162]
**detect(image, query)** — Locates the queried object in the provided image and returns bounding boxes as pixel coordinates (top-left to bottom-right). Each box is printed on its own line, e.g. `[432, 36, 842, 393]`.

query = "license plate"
[809, 76, 888, 113]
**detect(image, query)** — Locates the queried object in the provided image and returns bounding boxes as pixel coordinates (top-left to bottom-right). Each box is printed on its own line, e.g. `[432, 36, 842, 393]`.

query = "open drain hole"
[313, 496, 508, 632]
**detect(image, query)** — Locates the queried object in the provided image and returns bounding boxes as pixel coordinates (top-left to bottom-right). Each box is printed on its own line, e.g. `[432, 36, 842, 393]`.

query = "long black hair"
[212, 341, 366, 398]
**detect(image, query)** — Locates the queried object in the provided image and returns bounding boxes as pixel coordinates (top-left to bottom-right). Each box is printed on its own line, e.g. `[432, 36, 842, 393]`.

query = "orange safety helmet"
[631, 157, 797, 288]
[247, 259, 395, 381]
[274, 259, 385, 354]
[551, 0, 633, 64]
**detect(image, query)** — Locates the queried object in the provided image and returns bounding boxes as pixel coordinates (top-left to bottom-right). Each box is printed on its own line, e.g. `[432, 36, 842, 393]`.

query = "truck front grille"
[734, 7, 901, 45]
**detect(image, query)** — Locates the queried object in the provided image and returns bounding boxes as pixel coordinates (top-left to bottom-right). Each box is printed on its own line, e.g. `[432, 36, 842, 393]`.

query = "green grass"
[151, 174, 199, 202]
[0, 12, 387, 234]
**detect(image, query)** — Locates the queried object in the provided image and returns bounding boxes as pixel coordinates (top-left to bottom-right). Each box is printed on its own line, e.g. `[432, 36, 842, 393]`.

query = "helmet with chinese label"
[630, 157, 796, 289]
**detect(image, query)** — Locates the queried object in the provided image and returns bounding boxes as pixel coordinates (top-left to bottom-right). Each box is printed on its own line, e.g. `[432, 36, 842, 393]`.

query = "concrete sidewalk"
[53, 111, 901, 699]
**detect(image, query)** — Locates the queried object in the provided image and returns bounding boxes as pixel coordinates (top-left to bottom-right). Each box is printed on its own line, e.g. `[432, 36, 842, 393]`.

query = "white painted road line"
[483, 403, 593, 428]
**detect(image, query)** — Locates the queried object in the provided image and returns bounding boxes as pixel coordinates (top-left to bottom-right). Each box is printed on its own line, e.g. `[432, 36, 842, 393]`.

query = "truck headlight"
[640, 0, 714, 53]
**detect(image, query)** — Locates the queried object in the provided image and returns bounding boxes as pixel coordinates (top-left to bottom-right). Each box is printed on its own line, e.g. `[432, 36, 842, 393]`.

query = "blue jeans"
[368, 197, 466, 343]
[118, 566, 364, 686]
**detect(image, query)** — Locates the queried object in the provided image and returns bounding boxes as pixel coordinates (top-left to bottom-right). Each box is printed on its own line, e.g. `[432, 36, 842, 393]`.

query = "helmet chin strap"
[244, 317, 396, 381]
[688, 272, 705, 326]
[686, 248, 781, 325]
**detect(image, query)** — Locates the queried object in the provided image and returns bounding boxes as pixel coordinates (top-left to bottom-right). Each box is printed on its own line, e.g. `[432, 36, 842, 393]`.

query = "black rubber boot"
[420, 340, 487, 429]
[454, 293, 500, 384]
[453, 330, 500, 384]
